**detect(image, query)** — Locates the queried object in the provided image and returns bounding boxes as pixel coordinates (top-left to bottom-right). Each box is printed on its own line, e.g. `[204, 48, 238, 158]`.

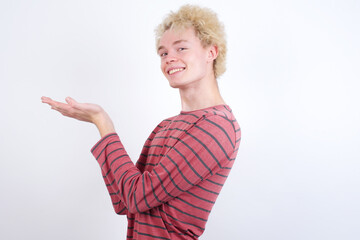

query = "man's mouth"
[168, 67, 185, 75]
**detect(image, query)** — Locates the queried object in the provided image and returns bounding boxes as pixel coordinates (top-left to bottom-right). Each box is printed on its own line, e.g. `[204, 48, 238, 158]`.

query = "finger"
[49, 100, 72, 113]
[65, 96, 78, 107]
[41, 96, 63, 108]
[66, 97, 84, 111]
[41, 96, 53, 104]
[42, 97, 68, 109]
[65, 97, 72, 104]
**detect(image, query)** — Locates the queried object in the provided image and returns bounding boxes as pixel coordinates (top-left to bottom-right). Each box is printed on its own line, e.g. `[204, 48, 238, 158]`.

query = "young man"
[42, 5, 241, 240]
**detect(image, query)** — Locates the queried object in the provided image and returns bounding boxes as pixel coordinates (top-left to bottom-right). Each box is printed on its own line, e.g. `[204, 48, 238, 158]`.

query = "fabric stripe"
[91, 133, 117, 153]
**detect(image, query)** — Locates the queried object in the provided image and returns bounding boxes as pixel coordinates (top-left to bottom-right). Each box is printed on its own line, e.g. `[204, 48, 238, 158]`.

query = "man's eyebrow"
[157, 40, 189, 52]
[173, 39, 188, 45]
[157, 46, 165, 53]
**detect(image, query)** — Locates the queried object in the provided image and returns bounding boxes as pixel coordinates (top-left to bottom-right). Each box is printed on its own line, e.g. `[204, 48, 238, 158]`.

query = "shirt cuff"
[91, 132, 119, 158]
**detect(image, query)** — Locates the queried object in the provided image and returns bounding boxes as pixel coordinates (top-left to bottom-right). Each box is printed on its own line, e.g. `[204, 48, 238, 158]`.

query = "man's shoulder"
[179, 104, 234, 120]
[157, 104, 238, 132]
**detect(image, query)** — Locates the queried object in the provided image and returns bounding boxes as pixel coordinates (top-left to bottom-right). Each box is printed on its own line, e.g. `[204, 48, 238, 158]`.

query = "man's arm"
[41, 96, 126, 214]
[91, 114, 237, 214]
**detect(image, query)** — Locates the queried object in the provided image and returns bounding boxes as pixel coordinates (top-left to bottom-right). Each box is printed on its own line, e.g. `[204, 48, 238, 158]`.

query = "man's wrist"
[93, 111, 116, 137]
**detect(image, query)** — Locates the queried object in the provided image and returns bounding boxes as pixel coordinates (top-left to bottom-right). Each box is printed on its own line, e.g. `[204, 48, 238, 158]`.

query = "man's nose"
[166, 52, 178, 64]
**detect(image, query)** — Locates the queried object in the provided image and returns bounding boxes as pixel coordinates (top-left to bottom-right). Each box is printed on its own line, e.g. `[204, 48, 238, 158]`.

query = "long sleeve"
[91, 113, 239, 215]
[101, 163, 128, 215]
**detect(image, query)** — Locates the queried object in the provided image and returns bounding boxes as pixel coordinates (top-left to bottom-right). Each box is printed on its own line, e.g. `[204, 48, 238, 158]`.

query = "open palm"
[41, 96, 103, 123]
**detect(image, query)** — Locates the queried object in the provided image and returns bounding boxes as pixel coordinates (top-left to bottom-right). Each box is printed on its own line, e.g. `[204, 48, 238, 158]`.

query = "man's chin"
[167, 79, 181, 88]
[168, 82, 180, 89]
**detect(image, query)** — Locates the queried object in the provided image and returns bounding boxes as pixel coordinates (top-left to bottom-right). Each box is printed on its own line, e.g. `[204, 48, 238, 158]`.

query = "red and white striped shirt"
[91, 104, 241, 239]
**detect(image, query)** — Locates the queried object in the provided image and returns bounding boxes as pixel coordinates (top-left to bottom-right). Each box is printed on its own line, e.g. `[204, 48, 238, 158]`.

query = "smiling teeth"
[169, 68, 184, 75]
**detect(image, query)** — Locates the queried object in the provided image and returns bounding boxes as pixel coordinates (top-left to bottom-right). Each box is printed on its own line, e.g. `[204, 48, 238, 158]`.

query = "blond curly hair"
[155, 5, 227, 79]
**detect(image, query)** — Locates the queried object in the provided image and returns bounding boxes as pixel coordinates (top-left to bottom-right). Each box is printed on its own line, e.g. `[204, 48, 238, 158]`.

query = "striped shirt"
[91, 104, 241, 239]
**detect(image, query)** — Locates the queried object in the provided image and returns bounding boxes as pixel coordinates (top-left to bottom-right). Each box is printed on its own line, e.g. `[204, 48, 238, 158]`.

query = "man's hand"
[41, 96, 115, 137]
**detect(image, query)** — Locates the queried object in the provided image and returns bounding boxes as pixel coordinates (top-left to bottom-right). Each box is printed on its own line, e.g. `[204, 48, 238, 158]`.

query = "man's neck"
[179, 77, 225, 112]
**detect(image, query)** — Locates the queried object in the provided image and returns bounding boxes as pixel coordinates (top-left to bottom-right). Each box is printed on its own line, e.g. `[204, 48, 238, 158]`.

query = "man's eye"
[160, 52, 167, 57]
[178, 48, 186, 51]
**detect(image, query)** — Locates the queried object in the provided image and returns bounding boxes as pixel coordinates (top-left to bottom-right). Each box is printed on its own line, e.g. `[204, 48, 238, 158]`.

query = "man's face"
[157, 27, 214, 89]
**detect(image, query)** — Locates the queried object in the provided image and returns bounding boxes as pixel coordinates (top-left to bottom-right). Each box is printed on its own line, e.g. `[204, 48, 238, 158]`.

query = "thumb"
[65, 97, 77, 107]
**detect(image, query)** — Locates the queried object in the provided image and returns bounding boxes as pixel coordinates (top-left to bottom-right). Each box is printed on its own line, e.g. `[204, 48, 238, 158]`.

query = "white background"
[1, 0, 359, 239]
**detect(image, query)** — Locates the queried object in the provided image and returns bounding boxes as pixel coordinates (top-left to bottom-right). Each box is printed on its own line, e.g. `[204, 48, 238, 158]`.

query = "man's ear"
[207, 45, 219, 62]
